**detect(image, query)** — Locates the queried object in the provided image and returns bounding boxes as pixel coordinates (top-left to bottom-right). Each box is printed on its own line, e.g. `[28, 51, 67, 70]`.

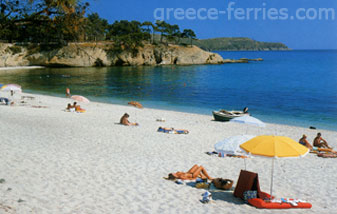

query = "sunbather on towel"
[168, 165, 213, 180]
[157, 127, 189, 134]
[313, 133, 332, 149]
[298, 135, 313, 150]
[0, 97, 9, 105]
[174, 129, 189, 134]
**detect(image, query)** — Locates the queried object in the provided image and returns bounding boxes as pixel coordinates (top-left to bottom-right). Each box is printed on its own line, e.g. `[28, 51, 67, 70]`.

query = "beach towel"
[312, 147, 333, 152]
[248, 198, 312, 209]
[234, 171, 312, 209]
[317, 153, 337, 158]
[0, 97, 9, 105]
[157, 127, 189, 134]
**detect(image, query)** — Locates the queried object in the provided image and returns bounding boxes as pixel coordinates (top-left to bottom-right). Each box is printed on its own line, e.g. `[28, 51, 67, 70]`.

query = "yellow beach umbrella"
[240, 135, 309, 197]
[240, 136, 309, 158]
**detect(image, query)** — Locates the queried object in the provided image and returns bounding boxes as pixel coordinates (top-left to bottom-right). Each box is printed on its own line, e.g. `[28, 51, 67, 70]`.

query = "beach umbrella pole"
[270, 158, 275, 197]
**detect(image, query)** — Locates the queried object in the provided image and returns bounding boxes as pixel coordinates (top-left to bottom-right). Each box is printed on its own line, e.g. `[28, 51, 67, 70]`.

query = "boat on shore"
[212, 109, 249, 122]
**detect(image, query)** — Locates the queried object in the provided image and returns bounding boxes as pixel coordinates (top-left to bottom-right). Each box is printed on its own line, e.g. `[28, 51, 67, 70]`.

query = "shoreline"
[0, 91, 336, 213]
[17, 90, 337, 132]
[0, 66, 45, 71]
[3, 90, 337, 135]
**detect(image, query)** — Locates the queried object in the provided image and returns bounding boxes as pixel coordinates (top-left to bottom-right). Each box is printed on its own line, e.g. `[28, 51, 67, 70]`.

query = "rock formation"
[0, 42, 225, 67]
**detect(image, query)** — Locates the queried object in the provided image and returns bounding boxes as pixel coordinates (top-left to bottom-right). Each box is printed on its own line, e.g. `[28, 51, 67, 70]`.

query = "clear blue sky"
[87, 0, 337, 49]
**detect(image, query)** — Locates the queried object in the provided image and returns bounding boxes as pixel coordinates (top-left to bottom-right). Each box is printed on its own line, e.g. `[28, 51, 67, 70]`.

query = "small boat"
[212, 109, 249, 122]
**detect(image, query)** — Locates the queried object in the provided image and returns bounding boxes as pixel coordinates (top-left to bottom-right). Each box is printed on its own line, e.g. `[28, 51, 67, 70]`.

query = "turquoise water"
[0, 50, 336, 130]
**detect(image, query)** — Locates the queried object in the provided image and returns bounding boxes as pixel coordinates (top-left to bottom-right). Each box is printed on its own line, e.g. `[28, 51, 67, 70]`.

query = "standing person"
[313, 133, 332, 149]
[66, 88, 71, 97]
[120, 113, 138, 126]
[298, 135, 313, 150]
[10, 90, 14, 96]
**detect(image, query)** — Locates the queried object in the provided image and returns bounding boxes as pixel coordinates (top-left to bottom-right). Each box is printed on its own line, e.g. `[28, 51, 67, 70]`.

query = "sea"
[1, 50, 336, 131]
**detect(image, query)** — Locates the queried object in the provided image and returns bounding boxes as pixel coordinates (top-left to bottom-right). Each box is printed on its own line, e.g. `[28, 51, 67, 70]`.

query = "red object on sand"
[234, 170, 312, 209]
[248, 198, 312, 209]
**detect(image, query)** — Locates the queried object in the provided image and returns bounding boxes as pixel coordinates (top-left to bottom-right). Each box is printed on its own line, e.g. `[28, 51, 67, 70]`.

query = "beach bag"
[244, 190, 257, 202]
[212, 178, 233, 190]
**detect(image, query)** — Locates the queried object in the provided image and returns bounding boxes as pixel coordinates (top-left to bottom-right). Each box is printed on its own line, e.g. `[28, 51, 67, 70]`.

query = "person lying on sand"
[168, 165, 213, 180]
[120, 113, 138, 126]
[298, 135, 313, 150]
[75, 105, 85, 112]
[0, 97, 9, 105]
[157, 127, 189, 134]
[66, 102, 85, 112]
[313, 133, 332, 149]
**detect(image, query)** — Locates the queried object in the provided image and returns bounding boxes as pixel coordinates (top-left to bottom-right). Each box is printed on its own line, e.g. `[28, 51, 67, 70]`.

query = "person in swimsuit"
[66, 103, 74, 112]
[298, 135, 313, 150]
[313, 133, 332, 149]
[66, 88, 71, 97]
[168, 165, 213, 180]
[157, 127, 189, 134]
[120, 113, 138, 126]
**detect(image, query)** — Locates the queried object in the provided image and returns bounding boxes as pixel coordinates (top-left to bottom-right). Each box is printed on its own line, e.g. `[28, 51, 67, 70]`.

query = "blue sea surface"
[0, 50, 336, 130]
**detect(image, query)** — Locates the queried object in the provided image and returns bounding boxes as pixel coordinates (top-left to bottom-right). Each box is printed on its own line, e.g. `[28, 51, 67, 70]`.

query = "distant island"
[193, 37, 289, 51]
[151, 35, 289, 51]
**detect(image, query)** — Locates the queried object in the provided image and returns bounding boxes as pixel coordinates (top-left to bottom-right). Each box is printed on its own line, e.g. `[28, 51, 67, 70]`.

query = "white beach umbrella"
[215, 135, 255, 170]
[214, 135, 256, 155]
[71, 95, 90, 103]
[230, 115, 266, 128]
[1, 84, 22, 93]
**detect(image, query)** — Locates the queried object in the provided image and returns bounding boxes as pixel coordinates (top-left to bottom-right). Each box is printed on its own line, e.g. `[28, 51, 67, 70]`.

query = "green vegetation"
[0, 1, 196, 53]
[193, 37, 289, 51]
[0, 0, 89, 43]
[0, 1, 287, 52]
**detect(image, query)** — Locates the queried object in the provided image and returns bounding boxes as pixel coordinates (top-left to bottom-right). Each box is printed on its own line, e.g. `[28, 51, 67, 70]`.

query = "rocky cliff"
[0, 42, 225, 67]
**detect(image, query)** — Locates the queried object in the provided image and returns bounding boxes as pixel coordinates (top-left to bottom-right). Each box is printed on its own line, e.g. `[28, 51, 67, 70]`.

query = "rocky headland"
[0, 42, 265, 68]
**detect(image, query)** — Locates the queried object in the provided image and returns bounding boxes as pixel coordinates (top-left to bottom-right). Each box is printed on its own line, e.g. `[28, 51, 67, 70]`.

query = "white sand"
[0, 92, 336, 214]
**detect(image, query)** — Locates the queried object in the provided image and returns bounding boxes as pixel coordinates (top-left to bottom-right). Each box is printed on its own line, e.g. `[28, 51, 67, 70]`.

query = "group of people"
[66, 102, 85, 113]
[299, 133, 332, 150]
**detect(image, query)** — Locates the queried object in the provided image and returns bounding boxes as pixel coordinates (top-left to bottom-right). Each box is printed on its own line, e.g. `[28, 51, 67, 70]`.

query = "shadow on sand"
[184, 182, 244, 205]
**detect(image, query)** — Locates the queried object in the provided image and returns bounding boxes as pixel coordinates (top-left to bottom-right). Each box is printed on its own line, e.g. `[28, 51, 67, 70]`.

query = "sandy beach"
[0, 92, 336, 214]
